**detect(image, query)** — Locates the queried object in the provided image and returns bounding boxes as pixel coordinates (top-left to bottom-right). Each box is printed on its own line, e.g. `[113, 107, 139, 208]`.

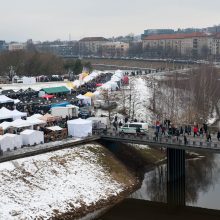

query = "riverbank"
[0, 141, 166, 219]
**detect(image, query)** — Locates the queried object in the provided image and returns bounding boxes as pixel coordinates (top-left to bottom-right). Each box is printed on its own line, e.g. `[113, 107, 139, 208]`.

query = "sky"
[0, 0, 219, 42]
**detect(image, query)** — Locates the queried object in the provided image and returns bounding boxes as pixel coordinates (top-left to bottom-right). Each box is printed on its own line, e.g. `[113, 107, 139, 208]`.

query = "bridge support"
[167, 148, 185, 206]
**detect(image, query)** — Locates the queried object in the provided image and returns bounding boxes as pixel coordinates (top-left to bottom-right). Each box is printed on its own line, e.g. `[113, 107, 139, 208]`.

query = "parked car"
[119, 123, 148, 134]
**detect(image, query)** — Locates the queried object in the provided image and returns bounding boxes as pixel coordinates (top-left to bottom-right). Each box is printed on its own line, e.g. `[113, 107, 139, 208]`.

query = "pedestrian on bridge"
[193, 126, 199, 137]
[217, 131, 220, 141]
[206, 133, 212, 142]
[184, 135, 188, 145]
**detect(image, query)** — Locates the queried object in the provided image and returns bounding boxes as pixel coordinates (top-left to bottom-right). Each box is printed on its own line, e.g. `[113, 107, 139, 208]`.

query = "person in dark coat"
[184, 135, 188, 145]
[113, 121, 118, 131]
[217, 131, 220, 141]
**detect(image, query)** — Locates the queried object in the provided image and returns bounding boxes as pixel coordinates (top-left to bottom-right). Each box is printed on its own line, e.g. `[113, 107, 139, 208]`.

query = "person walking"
[184, 135, 188, 145]
[113, 120, 118, 131]
[193, 126, 199, 138]
[206, 132, 212, 142]
[217, 131, 220, 141]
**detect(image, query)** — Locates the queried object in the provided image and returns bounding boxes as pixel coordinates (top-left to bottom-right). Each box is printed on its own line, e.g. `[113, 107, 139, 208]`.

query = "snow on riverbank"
[131, 76, 153, 123]
[0, 144, 124, 220]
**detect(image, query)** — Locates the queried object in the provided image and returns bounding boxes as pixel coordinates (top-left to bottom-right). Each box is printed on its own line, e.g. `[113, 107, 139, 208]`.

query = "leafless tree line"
[148, 65, 220, 124]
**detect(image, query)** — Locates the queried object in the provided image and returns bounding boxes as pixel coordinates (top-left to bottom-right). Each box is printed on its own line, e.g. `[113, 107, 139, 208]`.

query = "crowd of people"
[154, 119, 220, 144]
[0, 72, 113, 118]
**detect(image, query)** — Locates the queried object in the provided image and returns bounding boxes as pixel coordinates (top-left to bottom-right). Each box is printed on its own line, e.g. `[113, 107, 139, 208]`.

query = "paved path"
[0, 136, 99, 163]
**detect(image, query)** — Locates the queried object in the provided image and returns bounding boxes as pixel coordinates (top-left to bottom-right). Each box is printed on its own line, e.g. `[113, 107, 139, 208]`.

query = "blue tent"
[51, 101, 70, 108]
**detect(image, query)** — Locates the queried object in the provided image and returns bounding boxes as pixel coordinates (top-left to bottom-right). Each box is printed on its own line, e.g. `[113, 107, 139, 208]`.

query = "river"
[130, 153, 220, 210]
[96, 153, 220, 220]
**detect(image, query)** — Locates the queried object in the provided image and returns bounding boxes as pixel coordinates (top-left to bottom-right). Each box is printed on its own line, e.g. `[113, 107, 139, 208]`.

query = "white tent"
[46, 126, 63, 131]
[0, 95, 14, 104]
[26, 117, 46, 126]
[76, 94, 91, 105]
[11, 119, 32, 129]
[20, 130, 44, 146]
[12, 109, 27, 120]
[0, 134, 22, 152]
[28, 114, 43, 119]
[13, 99, 21, 104]
[0, 121, 12, 130]
[0, 107, 13, 120]
[67, 118, 92, 138]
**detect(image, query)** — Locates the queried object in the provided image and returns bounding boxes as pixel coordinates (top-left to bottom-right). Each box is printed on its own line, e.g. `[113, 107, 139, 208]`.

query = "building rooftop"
[143, 32, 210, 40]
[79, 37, 109, 42]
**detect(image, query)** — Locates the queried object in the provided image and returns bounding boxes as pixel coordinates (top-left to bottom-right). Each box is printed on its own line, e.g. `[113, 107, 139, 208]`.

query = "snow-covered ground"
[131, 77, 153, 122]
[0, 144, 124, 220]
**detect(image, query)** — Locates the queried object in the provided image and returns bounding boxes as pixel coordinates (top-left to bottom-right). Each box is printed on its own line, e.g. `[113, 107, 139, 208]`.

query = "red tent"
[96, 83, 103, 87]
[42, 94, 54, 99]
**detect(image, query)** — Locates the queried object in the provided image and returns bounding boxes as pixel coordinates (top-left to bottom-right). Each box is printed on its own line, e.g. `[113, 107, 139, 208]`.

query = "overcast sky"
[0, 0, 219, 42]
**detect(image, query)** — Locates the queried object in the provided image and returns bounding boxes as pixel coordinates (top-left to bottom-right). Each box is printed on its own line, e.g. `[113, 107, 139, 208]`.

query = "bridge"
[0, 130, 219, 208]
[99, 131, 220, 206]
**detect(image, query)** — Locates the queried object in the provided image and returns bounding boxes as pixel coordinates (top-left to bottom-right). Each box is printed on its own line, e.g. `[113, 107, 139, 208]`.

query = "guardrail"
[98, 131, 220, 151]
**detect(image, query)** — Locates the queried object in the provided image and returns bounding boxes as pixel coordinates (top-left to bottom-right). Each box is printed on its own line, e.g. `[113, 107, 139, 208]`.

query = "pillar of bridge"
[167, 148, 185, 206]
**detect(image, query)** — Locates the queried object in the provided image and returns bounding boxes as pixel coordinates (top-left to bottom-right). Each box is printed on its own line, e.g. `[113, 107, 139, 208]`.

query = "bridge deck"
[100, 133, 220, 153]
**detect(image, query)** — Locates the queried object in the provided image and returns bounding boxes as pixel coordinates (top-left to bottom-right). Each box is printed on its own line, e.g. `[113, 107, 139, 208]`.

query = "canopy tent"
[11, 119, 32, 129]
[67, 118, 92, 138]
[41, 86, 70, 95]
[11, 109, 27, 120]
[72, 80, 81, 88]
[0, 134, 22, 152]
[42, 94, 54, 99]
[96, 83, 103, 87]
[99, 81, 119, 91]
[0, 95, 15, 104]
[51, 101, 70, 108]
[26, 117, 46, 126]
[28, 114, 42, 119]
[13, 99, 21, 104]
[40, 113, 60, 122]
[0, 107, 13, 120]
[76, 94, 91, 105]
[20, 129, 44, 146]
[66, 82, 76, 90]
[0, 121, 12, 130]
[46, 126, 63, 131]
[84, 92, 95, 98]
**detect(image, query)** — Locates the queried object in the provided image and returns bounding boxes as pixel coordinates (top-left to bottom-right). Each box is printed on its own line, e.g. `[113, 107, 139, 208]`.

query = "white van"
[119, 123, 148, 134]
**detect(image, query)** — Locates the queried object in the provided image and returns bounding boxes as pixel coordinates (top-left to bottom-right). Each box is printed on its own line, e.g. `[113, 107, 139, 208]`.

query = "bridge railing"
[97, 130, 220, 150]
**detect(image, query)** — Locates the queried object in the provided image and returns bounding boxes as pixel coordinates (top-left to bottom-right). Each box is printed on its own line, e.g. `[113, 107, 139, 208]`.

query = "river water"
[131, 153, 220, 210]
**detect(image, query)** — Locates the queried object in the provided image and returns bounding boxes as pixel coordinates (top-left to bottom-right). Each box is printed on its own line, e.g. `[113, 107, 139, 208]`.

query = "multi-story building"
[101, 42, 129, 57]
[0, 40, 8, 53]
[8, 43, 26, 51]
[211, 34, 220, 56]
[35, 41, 79, 57]
[142, 32, 212, 57]
[79, 37, 109, 55]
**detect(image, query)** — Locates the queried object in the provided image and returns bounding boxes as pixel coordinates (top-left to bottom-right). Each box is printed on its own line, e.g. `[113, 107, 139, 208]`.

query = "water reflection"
[131, 153, 220, 210]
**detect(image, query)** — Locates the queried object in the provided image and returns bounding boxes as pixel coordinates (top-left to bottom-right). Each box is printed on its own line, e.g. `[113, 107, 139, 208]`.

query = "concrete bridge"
[1, 130, 220, 208]
[99, 131, 220, 206]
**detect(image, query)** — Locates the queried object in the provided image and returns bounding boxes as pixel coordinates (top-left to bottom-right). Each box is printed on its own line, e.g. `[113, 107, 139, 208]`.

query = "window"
[129, 124, 142, 128]
[123, 124, 128, 128]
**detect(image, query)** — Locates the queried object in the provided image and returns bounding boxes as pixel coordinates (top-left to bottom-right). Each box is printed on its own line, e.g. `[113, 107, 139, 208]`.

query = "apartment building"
[8, 43, 26, 51]
[101, 42, 129, 57]
[142, 32, 212, 57]
[79, 37, 109, 55]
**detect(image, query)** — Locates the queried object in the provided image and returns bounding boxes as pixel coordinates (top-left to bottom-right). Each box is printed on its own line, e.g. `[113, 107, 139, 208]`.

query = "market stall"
[20, 129, 44, 146]
[67, 118, 92, 138]
[0, 133, 22, 152]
